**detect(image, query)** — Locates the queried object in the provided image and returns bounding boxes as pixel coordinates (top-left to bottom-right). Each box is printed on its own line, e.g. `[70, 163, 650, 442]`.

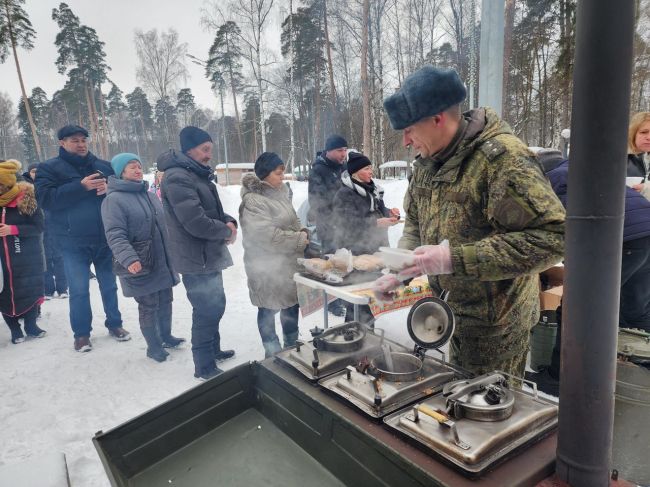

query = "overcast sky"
[0, 0, 282, 113]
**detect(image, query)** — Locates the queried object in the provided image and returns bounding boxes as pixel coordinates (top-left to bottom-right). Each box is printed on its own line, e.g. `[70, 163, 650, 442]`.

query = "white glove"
[399, 240, 453, 278]
[372, 273, 402, 303]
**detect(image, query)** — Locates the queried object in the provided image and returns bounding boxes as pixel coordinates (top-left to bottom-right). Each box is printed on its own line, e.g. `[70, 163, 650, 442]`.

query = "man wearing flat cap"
[35, 125, 129, 352]
[157, 126, 238, 380]
[375, 66, 565, 378]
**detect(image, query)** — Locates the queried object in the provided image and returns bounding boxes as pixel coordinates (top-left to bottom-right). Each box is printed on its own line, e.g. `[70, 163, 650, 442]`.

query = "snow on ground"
[0, 179, 414, 486]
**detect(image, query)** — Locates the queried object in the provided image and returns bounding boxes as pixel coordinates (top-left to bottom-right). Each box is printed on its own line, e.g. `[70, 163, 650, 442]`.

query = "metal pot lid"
[313, 321, 366, 353]
[406, 297, 455, 349]
[618, 328, 650, 361]
[443, 373, 515, 422]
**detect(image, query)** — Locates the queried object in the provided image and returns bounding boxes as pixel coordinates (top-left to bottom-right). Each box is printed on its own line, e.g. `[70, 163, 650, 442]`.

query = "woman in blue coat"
[101, 154, 184, 361]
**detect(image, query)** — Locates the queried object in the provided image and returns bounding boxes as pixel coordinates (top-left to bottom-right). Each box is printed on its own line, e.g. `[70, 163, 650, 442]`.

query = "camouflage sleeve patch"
[492, 186, 538, 230]
[466, 147, 565, 280]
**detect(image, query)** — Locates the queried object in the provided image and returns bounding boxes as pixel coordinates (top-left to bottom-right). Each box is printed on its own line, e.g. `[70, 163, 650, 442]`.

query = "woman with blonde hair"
[628, 112, 650, 199]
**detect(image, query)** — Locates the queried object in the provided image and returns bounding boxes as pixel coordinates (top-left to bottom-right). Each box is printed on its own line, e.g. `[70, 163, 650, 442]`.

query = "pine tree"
[206, 21, 245, 156]
[17, 87, 48, 161]
[154, 96, 178, 145]
[106, 83, 128, 152]
[0, 0, 42, 159]
[52, 2, 111, 157]
[106, 83, 127, 115]
[176, 88, 196, 127]
[281, 5, 326, 159]
[126, 87, 153, 158]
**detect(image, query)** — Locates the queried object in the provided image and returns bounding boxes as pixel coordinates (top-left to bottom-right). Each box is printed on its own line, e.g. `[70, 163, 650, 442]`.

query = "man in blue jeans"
[157, 126, 237, 380]
[35, 125, 129, 352]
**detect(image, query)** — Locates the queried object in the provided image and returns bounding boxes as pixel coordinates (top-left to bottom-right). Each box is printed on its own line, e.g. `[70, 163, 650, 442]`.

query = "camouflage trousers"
[449, 328, 529, 380]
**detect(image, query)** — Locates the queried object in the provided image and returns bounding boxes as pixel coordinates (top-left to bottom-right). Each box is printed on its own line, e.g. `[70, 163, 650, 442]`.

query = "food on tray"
[302, 258, 333, 273]
[353, 254, 384, 272]
[297, 258, 345, 284]
[328, 248, 354, 273]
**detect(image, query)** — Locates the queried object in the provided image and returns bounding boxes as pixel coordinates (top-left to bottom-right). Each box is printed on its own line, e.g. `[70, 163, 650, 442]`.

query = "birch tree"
[134, 28, 188, 102]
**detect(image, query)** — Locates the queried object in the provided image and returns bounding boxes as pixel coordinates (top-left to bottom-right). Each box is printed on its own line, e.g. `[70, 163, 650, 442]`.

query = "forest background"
[1, 0, 649, 173]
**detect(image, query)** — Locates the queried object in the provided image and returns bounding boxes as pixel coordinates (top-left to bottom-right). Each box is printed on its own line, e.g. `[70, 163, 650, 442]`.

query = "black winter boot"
[213, 330, 235, 362]
[141, 327, 169, 363]
[158, 313, 186, 348]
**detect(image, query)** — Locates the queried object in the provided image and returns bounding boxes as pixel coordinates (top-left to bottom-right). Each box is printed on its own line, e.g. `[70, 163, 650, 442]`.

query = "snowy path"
[0, 180, 411, 486]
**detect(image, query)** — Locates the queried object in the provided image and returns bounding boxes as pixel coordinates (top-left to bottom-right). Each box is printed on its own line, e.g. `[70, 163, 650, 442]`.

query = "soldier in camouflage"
[375, 66, 565, 378]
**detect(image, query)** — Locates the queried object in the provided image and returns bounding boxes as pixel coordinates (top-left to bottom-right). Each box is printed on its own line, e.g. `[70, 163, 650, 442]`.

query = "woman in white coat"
[239, 152, 309, 357]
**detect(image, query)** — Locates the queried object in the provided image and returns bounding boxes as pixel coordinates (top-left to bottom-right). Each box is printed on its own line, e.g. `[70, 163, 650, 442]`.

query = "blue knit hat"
[111, 153, 141, 179]
[383, 66, 467, 130]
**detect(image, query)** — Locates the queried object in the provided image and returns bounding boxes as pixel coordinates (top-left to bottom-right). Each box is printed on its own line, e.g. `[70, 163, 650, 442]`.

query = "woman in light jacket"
[239, 152, 308, 357]
[101, 153, 184, 362]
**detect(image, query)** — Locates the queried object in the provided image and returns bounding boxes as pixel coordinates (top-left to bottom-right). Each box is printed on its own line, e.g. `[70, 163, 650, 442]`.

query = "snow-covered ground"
[0, 179, 413, 486]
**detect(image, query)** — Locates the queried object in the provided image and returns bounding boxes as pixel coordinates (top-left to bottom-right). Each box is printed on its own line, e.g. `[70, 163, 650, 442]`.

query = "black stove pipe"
[556, 1, 635, 486]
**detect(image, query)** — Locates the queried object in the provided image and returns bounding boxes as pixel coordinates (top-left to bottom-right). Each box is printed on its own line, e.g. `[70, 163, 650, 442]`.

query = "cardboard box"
[540, 264, 564, 289]
[539, 285, 563, 311]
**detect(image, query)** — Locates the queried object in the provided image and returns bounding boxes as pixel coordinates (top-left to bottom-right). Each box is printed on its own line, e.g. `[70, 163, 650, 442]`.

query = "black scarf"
[58, 147, 97, 174]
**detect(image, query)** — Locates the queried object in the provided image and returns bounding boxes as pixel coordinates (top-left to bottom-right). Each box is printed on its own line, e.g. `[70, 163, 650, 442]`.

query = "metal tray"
[298, 271, 383, 286]
[275, 330, 407, 381]
[318, 355, 461, 418]
[383, 387, 558, 477]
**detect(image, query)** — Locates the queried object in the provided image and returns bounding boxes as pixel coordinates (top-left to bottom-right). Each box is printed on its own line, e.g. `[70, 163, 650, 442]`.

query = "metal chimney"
[556, 1, 635, 486]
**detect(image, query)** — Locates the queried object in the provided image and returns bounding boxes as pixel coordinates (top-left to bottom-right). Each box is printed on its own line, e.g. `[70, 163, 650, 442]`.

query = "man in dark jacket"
[307, 134, 348, 254]
[308, 134, 348, 317]
[35, 125, 129, 352]
[158, 126, 237, 380]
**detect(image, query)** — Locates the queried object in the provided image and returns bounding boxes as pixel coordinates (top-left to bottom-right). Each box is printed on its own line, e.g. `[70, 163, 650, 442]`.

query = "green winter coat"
[399, 108, 565, 375]
[239, 173, 308, 310]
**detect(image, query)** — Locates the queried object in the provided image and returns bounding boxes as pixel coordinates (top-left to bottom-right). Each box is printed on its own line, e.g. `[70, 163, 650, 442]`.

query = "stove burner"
[370, 352, 423, 382]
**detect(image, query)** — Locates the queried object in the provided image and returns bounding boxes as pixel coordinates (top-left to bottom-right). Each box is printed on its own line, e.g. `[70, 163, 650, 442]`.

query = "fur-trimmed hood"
[15, 182, 38, 216]
[240, 172, 289, 200]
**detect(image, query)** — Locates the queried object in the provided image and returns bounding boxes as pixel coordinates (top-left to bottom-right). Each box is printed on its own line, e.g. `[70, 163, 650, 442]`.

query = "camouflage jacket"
[399, 108, 565, 347]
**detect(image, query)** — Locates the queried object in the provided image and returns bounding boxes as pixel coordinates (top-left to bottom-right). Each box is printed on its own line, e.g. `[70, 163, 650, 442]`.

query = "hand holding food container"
[626, 176, 644, 191]
[373, 241, 452, 302]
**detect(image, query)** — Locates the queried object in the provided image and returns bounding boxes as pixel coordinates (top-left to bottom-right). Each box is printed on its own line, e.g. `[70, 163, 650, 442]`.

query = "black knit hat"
[347, 152, 372, 175]
[383, 66, 467, 130]
[27, 162, 39, 172]
[324, 134, 348, 152]
[57, 124, 89, 140]
[180, 126, 213, 153]
[255, 152, 284, 180]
